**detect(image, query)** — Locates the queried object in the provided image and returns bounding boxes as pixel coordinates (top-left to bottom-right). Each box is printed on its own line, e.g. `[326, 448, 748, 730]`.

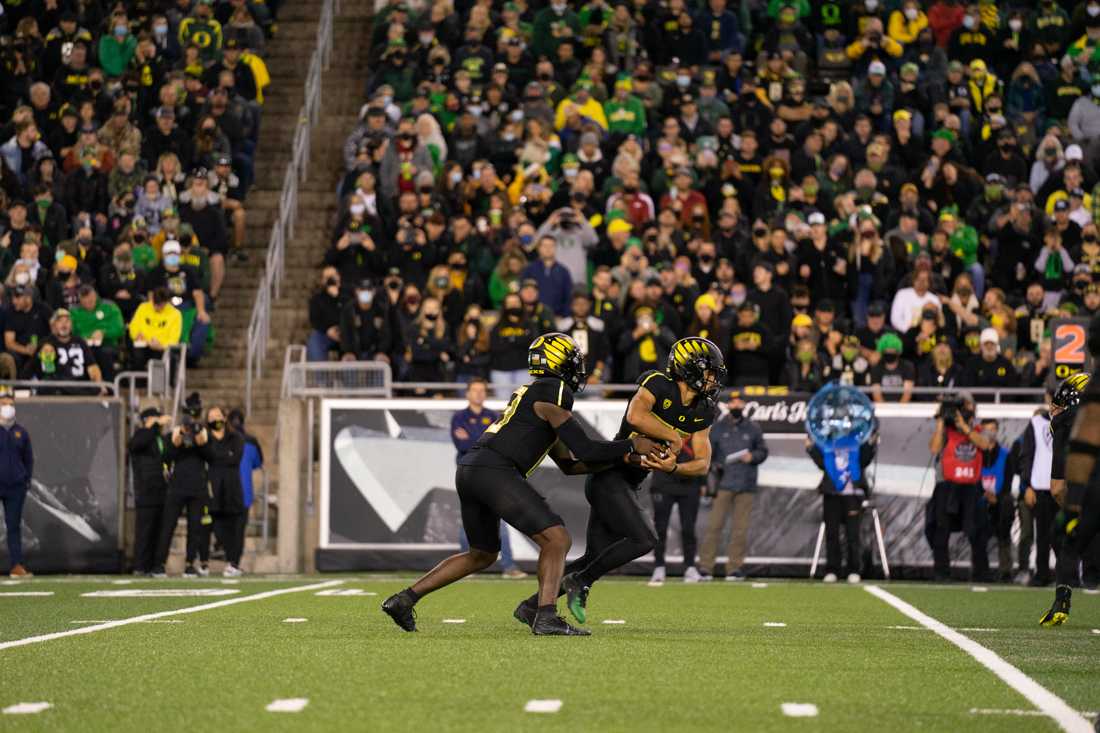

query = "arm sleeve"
[1018, 424, 1035, 487]
[750, 425, 769, 464]
[554, 417, 634, 464]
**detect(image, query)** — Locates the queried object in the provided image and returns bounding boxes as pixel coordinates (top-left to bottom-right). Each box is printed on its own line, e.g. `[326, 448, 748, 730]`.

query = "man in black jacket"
[130, 406, 172, 576]
[153, 392, 211, 577]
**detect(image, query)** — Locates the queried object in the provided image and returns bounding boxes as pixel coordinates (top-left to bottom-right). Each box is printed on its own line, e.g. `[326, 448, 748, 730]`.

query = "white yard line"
[0, 592, 54, 597]
[781, 703, 819, 718]
[266, 698, 309, 713]
[0, 580, 343, 652]
[865, 585, 1093, 733]
[2, 702, 51, 714]
[971, 708, 1098, 719]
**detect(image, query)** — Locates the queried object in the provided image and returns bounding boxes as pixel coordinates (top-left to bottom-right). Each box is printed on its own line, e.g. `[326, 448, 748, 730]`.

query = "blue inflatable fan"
[804, 383, 875, 451]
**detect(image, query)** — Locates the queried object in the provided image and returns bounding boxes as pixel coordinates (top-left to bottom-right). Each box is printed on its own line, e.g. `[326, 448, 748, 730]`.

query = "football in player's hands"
[631, 435, 660, 456]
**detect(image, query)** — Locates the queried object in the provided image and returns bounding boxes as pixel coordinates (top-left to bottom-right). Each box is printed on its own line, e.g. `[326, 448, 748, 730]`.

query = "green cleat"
[1039, 586, 1071, 628]
[562, 573, 590, 625]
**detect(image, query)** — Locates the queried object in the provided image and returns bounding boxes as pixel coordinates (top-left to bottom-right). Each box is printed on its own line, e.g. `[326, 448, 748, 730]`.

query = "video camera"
[935, 394, 967, 424]
[179, 392, 203, 448]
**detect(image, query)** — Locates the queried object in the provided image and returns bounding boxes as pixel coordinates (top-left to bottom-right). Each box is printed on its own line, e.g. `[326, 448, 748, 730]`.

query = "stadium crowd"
[0, 0, 272, 387]
[307, 0, 1100, 398]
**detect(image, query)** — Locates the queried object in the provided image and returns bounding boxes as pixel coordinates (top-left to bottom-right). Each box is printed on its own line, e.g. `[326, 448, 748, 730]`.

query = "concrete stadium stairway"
[164, 0, 374, 573]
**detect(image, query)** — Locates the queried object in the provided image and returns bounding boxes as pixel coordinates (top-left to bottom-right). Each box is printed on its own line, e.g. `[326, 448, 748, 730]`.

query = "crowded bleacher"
[0, 0, 270, 385]
[299, 0, 1100, 399]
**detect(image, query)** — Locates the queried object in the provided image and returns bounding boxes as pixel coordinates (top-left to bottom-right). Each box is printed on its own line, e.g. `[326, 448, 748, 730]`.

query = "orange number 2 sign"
[1054, 323, 1087, 365]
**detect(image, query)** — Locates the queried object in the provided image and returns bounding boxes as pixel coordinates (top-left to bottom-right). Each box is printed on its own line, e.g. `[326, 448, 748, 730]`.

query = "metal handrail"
[0, 380, 119, 394]
[243, 0, 338, 417]
[386, 382, 1049, 401]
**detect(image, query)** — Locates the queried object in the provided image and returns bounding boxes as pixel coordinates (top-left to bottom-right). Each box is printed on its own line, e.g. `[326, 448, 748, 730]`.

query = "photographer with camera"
[129, 406, 172, 576]
[152, 392, 212, 577]
[928, 391, 995, 581]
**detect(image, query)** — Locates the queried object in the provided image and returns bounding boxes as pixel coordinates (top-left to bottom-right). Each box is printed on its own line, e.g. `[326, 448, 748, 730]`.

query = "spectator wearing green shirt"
[604, 76, 647, 139]
[98, 13, 137, 78]
[71, 285, 125, 380]
[531, 0, 582, 62]
[939, 208, 983, 296]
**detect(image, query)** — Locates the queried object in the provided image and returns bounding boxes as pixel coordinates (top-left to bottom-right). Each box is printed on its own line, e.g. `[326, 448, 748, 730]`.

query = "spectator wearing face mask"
[870, 332, 915, 402]
[339, 280, 394, 362]
[307, 267, 345, 362]
[128, 287, 182, 368]
[726, 301, 772, 387]
[489, 292, 536, 390]
[145, 239, 211, 365]
[785, 338, 826, 392]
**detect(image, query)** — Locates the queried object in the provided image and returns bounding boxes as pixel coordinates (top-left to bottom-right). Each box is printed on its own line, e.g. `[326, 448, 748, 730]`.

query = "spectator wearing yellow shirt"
[554, 79, 609, 131]
[887, 0, 929, 47]
[128, 287, 182, 368]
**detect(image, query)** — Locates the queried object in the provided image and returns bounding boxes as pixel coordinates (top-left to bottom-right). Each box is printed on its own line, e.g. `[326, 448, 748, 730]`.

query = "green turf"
[0, 576, 1097, 731]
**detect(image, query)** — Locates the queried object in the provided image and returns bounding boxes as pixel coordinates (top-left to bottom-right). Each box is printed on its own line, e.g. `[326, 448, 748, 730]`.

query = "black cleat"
[514, 598, 537, 628]
[562, 573, 590, 624]
[531, 608, 591, 636]
[1039, 586, 1072, 628]
[381, 591, 418, 632]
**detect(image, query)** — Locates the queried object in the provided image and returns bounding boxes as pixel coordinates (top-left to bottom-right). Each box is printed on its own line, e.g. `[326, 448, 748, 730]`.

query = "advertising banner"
[0, 400, 124, 573]
[318, 398, 1040, 577]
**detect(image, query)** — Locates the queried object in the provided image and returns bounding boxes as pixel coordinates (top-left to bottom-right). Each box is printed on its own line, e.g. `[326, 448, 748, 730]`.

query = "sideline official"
[129, 406, 172, 575]
[0, 386, 33, 578]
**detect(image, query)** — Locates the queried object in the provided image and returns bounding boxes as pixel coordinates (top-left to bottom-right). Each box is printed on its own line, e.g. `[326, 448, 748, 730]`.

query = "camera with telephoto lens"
[936, 394, 965, 424]
[179, 392, 203, 448]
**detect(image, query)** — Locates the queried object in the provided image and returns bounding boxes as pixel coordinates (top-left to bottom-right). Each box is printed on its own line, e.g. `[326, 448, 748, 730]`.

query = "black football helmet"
[1051, 372, 1090, 411]
[528, 332, 587, 392]
[668, 337, 727, 406]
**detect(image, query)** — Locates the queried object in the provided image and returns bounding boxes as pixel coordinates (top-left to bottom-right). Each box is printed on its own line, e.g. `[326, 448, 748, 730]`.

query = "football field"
[0, 575, 1098, 731]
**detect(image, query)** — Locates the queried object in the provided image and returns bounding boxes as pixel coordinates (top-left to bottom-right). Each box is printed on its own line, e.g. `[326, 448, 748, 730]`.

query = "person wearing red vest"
[928, 391, 995, 582]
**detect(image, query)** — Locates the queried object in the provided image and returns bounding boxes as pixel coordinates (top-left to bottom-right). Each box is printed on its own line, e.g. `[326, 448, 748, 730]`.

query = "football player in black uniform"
[382, 333, 659, 636]
[1041, 371, 1096, 626]
[514, 337, 726, 626]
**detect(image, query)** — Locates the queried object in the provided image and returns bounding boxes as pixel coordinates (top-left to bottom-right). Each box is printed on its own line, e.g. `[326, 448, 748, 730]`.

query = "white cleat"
[683, 566, 702, 583]
[223, 564, 244, 578]
[823, 573, 838, 584]
[847, 573, 862, 584]
[648, 566, 666, 586]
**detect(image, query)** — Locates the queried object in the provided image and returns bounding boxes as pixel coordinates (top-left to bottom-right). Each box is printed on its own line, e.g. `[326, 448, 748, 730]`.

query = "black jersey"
[461, 376, 574, 476]
[614, 369, 717, 484]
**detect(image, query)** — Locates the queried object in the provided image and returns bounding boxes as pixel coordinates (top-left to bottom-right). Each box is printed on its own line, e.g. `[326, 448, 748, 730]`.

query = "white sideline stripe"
[751, 582, 769, 588]
[763, 622, 787, 627]
[266, 698, 309, 713]
[971, 708, 1099, 719]
[865, 585, 1093, 733]
[82, 589, 240, 598]
[282, 618, 308, 623]
[781, 703, 818, 718]
[441, 619, 466, 624]
[0, 580, 343, 652]
[645, 581, 663, 587]
[972, 586, 989, 593]
[602, 619, 626, 625]
[0, 592, 54, 597]
[2, 702, 51, 714]
[524, 699, 562, 714]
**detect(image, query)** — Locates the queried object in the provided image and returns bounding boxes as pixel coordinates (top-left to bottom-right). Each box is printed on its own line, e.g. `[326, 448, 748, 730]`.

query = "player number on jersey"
[484, 385, 528, 435]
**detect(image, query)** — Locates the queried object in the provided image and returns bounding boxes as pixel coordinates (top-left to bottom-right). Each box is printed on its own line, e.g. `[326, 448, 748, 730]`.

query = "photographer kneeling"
[928, 392, 995, 581]
[152, 392, 211, 577]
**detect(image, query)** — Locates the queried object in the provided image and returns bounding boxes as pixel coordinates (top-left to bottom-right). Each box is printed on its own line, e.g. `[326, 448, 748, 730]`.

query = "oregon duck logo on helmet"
[529, 332, 587, 391]
[1052, 372, 1091, 410]
[668, 337, 726, 406]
